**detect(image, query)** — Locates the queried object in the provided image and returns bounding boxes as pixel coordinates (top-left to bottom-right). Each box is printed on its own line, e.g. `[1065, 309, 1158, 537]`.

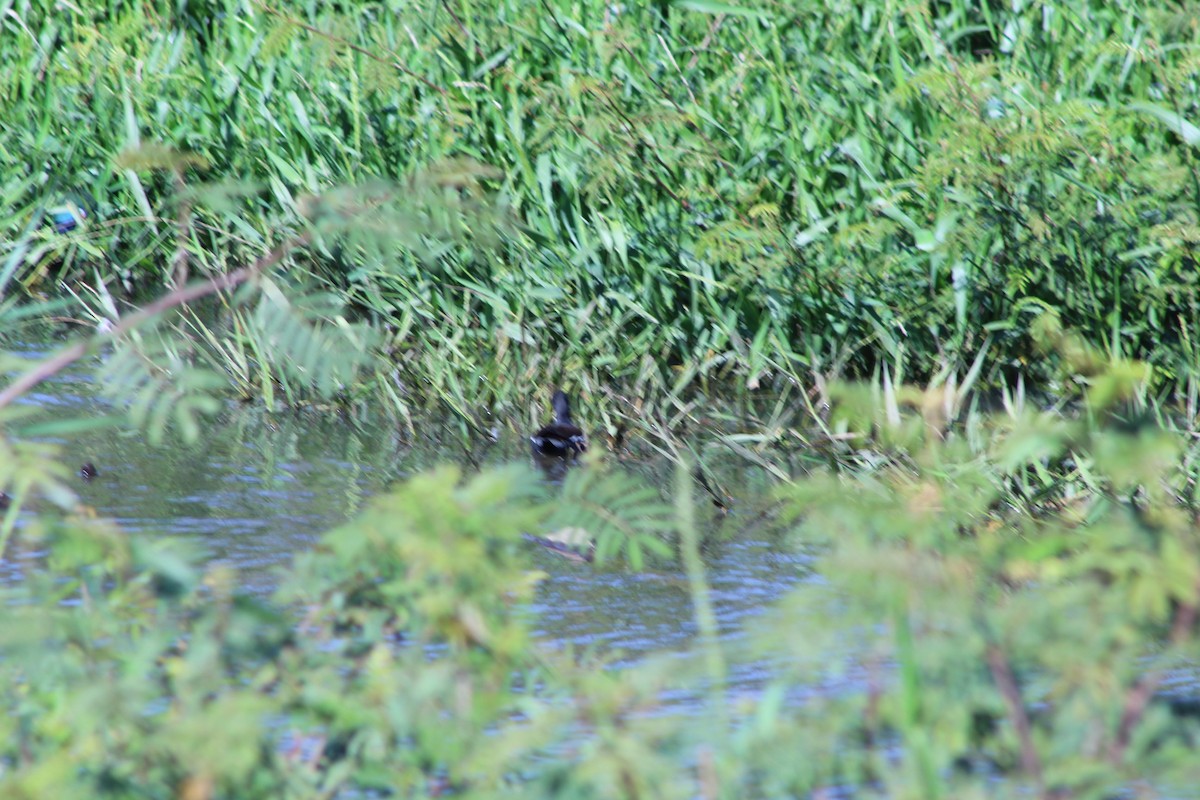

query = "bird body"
[530, 390, 587, 458]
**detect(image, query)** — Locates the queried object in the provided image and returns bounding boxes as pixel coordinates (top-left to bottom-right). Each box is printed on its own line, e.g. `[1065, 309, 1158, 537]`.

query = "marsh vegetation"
[3, 0, 1200, 797]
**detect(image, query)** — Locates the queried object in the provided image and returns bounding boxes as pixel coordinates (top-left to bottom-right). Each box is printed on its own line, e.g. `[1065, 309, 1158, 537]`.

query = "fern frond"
[97, 328, 225, 446]
[544, 465, 674, 568]
[249, 278, 378, 400]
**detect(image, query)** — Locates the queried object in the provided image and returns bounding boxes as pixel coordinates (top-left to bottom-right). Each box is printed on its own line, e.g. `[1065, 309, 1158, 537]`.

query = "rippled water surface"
[5, 343, 813, 710]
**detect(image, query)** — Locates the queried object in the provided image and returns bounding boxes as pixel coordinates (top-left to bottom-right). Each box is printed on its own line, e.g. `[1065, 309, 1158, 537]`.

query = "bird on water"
[527, 389, 590, 556]
[530, 389, 587, 459]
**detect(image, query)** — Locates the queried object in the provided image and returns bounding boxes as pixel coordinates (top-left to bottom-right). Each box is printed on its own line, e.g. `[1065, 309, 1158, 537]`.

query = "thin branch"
[0, 233, 310, 411]
[984, 642, 1047, 799]
[1109, 577, 1200, 764]
[438, 0, 483, 59]
[171, 169, 191, 289]
[253, 1, 448, 96]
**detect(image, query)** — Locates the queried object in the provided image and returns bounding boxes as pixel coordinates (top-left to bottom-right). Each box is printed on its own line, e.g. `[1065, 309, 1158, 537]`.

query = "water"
[4, 343, 811, 710]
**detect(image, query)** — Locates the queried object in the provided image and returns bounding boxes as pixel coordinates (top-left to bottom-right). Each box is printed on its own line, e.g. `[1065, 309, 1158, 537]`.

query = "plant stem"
[675, 457, 726, 706]
[1109, 577, 1200, 764]
[985, 642, 1047, 798]
[0, 233, 310, 411]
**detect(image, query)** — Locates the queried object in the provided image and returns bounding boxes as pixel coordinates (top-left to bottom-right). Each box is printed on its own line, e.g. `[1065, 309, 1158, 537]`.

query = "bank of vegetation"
[4, 0, 1200, 428]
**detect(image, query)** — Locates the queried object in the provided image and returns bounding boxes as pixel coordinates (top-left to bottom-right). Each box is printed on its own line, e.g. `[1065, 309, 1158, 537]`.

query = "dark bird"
[80, 462, 98, 481]
[530, 390, 587, 459]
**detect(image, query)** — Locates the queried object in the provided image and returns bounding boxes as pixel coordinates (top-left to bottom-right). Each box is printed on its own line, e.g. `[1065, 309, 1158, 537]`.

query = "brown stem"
[985, 643, 1047, 799]
[863, 653, 882, 749]
[686, 15, 725, 71]
[438, 0, 483, 59]
[1109, 577, 1200, 764]
[171, 169, 191, 289]
[0, 232, 310, 411]
[253, 1, 448, 96]
[696, 745, 718, 800]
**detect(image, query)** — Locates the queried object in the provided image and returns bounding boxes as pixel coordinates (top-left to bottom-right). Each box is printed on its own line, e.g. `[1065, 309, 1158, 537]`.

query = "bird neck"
[553, 393, 573, 425]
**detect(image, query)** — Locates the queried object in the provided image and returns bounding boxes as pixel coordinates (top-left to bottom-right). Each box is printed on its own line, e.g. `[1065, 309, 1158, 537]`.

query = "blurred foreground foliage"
[2, 348, 1200, 799]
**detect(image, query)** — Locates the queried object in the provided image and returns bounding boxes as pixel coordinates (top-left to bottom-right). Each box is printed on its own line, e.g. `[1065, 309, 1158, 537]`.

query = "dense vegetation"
[4, 0, 1200, 797]
[5, 0, 1200, 425]
[4, 356, 1200, 798]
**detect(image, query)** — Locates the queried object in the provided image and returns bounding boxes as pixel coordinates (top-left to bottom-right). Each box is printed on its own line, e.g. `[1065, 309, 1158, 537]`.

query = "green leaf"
[673, 0, 773, 19]
[1129, 101, 1200, 146]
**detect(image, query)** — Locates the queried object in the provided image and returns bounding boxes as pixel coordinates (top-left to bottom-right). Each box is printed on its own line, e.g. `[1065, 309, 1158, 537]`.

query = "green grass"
[5, 0, 1200, 434]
